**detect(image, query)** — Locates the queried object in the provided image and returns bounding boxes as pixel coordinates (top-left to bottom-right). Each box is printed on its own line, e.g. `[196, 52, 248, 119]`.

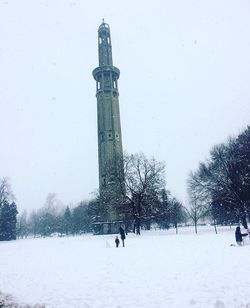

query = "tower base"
[92, 220, 123, 235]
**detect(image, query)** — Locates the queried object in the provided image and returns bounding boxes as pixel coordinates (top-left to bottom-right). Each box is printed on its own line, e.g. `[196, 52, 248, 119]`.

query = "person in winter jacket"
[119, 226, 126, 247]
[115, 236, 120, 248]
[235, 226, 248, 246]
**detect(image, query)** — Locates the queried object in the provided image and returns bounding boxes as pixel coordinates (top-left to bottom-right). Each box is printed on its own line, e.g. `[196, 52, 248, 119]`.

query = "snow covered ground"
[0, 226, 250, 308]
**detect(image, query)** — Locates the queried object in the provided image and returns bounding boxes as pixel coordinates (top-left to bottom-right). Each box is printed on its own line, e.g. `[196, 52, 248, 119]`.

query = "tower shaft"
[93, 22, 124, 220]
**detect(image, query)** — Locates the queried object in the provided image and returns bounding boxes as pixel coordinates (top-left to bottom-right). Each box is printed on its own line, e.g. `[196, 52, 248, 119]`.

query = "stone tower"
[92, 21, 124, 221]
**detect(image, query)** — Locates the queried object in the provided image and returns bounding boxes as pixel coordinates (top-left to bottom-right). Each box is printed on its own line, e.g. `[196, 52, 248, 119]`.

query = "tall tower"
[93, 21, 124, 221]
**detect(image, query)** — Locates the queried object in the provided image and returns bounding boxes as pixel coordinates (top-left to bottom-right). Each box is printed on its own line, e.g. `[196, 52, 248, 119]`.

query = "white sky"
[0, 0, 249, 213]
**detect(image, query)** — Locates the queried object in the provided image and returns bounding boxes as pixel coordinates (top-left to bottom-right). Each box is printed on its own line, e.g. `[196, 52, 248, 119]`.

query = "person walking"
[119, 226, 126, 247]
[115, 236, 120, 248]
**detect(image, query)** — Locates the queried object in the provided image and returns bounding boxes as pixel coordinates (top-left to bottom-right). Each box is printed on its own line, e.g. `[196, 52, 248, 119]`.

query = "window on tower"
[100, 133, 104, 142]
[108, 132, 112, 140]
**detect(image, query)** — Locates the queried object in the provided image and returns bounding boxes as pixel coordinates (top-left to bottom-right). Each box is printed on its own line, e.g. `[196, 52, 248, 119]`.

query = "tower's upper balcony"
[98, 21, 113, 67]
[93, 21, 120, 95]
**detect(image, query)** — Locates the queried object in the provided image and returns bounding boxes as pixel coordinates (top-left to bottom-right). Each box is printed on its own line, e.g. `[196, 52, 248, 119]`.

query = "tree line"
[16, 194, 92, 238]
[16, 190, 186, 238]
[1, 125, 249, 240]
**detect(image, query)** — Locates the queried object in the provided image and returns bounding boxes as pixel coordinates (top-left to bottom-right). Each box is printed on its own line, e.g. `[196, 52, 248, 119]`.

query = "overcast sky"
[0, 0, 249, 213]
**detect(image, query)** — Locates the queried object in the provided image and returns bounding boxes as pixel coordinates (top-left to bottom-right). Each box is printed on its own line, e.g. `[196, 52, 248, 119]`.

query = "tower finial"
[102, 18, 105, 24]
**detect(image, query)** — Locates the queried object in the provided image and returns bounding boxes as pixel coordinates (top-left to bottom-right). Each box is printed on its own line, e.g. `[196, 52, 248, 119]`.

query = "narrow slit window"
[100, 133, 104, 142]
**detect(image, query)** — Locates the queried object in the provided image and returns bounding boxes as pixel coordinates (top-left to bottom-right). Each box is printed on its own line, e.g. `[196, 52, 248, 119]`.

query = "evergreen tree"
[169, 198, 186, 233]
[0, 201, 18, 240]
[0, 178, 18, 241]
[72, 202, 91, 234]
[37, 211, 57, 237]
[156, 189, 171, 229]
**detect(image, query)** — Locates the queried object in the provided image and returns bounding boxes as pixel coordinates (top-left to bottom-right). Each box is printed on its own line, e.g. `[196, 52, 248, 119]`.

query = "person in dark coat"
[115, 236, 120, 248]
[235, 226, 248, 246]
[119, 226, 126, 247]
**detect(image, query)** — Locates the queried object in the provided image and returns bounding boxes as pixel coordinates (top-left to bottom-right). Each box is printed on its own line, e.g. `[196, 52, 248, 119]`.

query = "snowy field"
[0, 226, 250, 308]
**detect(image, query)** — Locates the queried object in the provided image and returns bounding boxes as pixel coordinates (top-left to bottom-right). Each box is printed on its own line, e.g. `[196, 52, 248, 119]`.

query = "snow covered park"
[0, 226, 250, 308]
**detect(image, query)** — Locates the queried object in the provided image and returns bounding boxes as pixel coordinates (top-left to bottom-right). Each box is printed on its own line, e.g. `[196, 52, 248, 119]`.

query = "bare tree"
[185, 190, 208, 234]
[188, 128, 250, 229]
[16, 210, 28, 239]
[119, 153, 166, 234]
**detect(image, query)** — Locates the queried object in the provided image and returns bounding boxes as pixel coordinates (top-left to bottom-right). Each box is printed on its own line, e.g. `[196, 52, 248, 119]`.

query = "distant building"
[92, 21, 124, 232]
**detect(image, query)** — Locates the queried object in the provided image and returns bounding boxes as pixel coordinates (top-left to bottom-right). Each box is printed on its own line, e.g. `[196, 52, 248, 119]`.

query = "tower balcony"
[92, 65, 120, 81]
[96, 87, 119, 96]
